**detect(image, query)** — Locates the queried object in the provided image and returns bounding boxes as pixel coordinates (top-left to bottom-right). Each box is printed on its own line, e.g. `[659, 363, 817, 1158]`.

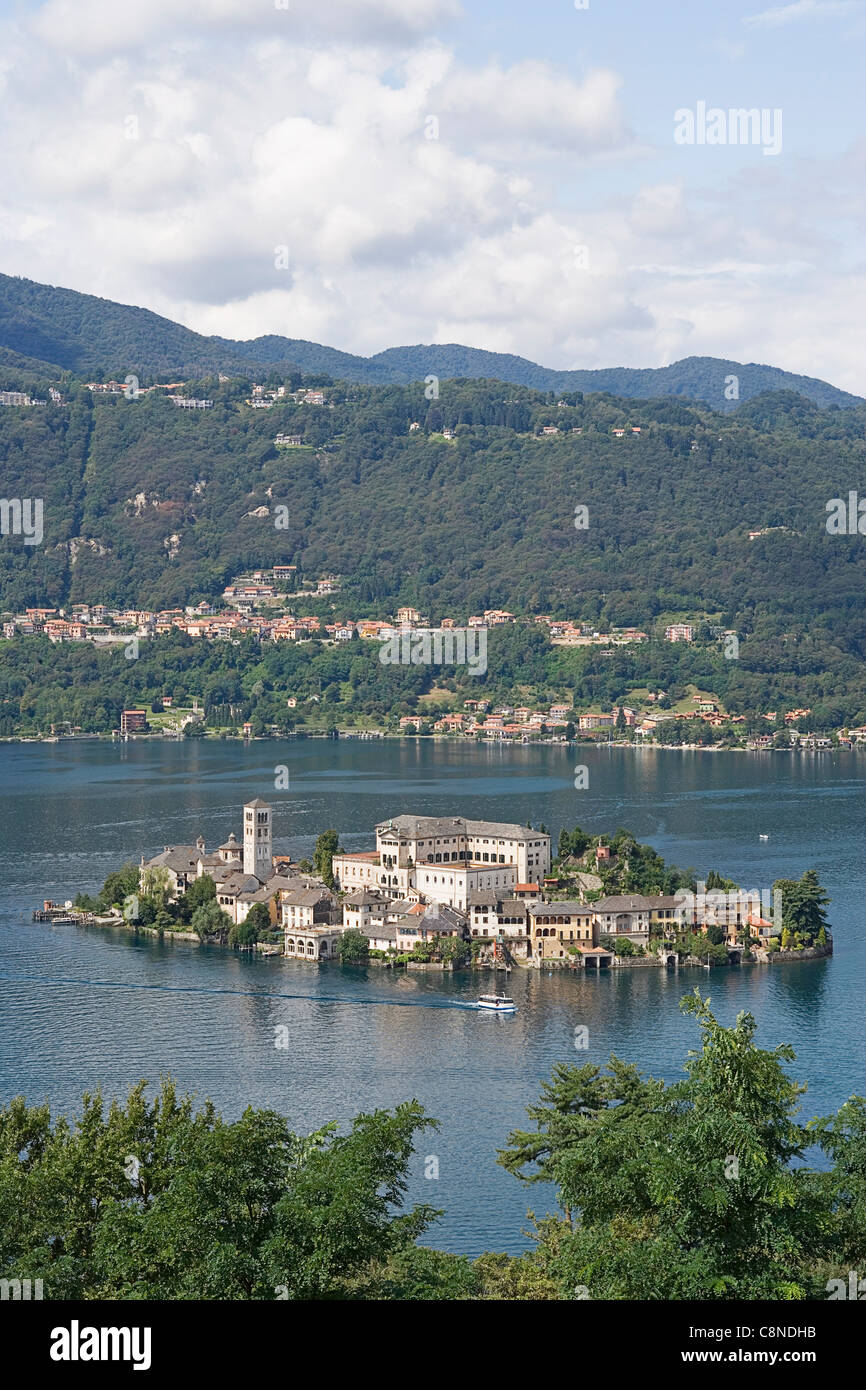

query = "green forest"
[3, 377, 865, 620]
[3, 618, 866, 736]
[2, 369, 866, 733]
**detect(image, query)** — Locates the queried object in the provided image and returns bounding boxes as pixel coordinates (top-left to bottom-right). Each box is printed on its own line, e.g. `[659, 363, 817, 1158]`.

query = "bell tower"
[243, 798, 272, 880]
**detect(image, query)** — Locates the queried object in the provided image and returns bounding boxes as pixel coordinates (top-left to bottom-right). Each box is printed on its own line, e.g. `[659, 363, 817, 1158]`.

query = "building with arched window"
[284, 928, 342, 961]
[332, 814, 551, 910]
[528, 901, 595, 959]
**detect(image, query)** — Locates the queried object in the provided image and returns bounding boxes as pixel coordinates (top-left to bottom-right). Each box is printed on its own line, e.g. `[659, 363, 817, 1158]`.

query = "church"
[139, 797, 288, 926]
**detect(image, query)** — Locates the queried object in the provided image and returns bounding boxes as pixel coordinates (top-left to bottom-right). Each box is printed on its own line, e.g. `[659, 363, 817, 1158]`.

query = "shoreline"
[32, 911, 834, 970]
[4, 730, 863, 755]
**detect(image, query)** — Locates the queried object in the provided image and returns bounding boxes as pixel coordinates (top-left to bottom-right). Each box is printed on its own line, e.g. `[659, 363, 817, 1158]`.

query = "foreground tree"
[3, 997, 863, 1301]
[499, 990, 856, 1299]
[0, 1081, 439, 1299]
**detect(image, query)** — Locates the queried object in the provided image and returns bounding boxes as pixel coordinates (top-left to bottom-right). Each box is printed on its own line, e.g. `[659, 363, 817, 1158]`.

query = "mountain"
[2, 373, 866, 729]
[0, 272, 860, 409]
[0, 374, 863, 629]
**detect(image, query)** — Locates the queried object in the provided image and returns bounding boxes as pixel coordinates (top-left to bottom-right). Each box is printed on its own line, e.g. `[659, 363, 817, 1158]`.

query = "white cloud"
[0, 1, 862, 395]
[433, 62, 633, 160]
[31, 0, 463, 53]
[743, 1, 859, 29]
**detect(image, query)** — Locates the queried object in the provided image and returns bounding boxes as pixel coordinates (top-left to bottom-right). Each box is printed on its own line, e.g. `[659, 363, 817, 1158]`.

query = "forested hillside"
[3, 616, 865, 738]
[2, 376, 865, 621]
[2, 372, 866, 731]
[0, 272, 860, 408]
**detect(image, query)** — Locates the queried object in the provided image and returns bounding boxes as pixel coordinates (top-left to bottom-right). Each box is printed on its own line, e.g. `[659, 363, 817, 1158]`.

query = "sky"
[0, 0, 864, 390]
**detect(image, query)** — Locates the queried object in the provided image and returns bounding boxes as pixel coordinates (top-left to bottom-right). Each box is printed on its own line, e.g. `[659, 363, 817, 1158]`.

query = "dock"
[31, 901, 95, 925]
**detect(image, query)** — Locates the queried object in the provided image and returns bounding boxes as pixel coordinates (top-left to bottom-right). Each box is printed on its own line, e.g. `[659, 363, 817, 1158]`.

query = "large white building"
[332, 814, 550, 911]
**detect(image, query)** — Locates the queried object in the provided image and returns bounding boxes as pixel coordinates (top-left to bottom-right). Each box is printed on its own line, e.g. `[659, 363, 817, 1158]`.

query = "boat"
[759, 834, 769, 841]
[476, 994, 517, 1013]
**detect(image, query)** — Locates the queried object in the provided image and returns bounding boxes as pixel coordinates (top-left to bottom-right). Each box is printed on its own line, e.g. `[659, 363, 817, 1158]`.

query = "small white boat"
[476, 994, 517, 1013]
[759, 834, 769, 841]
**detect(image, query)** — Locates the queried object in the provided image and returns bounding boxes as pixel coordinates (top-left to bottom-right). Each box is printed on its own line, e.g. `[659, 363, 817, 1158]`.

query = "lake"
[0, 738, 863, 1255]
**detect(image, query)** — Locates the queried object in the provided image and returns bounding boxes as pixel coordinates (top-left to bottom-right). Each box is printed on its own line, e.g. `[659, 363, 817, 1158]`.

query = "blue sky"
[453, 1, 863, 201]
[457, 0, 860, 149]
[0, 0, 863, 389]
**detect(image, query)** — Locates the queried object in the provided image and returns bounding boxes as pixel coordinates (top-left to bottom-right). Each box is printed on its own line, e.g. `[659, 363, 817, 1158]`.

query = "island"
[34, 799, 833, 971]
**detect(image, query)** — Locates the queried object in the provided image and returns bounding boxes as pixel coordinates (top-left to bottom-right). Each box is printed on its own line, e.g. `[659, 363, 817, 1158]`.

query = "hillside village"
[5, 585, 863, 747]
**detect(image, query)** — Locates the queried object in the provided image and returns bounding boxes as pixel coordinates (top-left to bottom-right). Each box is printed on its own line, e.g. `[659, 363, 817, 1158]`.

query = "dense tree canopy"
[500, 992, 864, 1300]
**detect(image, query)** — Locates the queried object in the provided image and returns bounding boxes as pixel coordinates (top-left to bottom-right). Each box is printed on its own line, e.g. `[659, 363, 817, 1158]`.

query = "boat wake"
[0, 971, 474, 1011]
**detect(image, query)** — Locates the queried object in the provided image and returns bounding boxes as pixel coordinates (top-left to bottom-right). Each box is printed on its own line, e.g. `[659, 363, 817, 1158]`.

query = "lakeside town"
[4, 584, 866, 750]
[35, 799, 833, 972]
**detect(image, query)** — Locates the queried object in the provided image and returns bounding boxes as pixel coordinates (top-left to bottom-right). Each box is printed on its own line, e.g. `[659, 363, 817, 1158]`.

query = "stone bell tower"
[243, 798, 272, 881]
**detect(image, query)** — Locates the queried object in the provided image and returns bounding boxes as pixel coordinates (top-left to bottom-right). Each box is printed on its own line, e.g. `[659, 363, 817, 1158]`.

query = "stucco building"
[332, 815, 550, 910]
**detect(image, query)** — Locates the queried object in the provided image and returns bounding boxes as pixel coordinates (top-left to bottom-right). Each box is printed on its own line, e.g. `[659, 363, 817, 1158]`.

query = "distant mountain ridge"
[0, 271, 860, 409]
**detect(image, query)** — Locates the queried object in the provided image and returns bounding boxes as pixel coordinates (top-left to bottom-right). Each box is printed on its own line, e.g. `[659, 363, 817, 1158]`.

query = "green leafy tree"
[73, 892, 102, 913]
[244, 902, 273, 935]
[337, 928, 370, 964]
[229, 917, 259, 949]
[437, 936, 467, 967]
[139, 866, 173, 908]
[313, 829, 340, 888]
[0, 1080, 439, 1300]
[184, 875, 217, 908]
[501, 991, 836, 1299]
[557, 826, 590, 862]
[100, 863, 141, 909]
[473, 1252, 559, 1301]
[153, 909, 175, 937]
[177, 873, 216, 921]
[774, 870, 831, 946]
[191, 901, 233, 944]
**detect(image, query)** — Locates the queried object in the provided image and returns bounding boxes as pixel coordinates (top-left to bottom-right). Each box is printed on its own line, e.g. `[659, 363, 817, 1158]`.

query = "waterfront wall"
[516, 943, 833, 970]
[753, 943, 833, 965]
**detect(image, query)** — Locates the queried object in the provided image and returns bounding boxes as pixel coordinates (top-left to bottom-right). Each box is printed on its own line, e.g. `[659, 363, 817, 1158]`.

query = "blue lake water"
[0, 738, 863, 1255]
